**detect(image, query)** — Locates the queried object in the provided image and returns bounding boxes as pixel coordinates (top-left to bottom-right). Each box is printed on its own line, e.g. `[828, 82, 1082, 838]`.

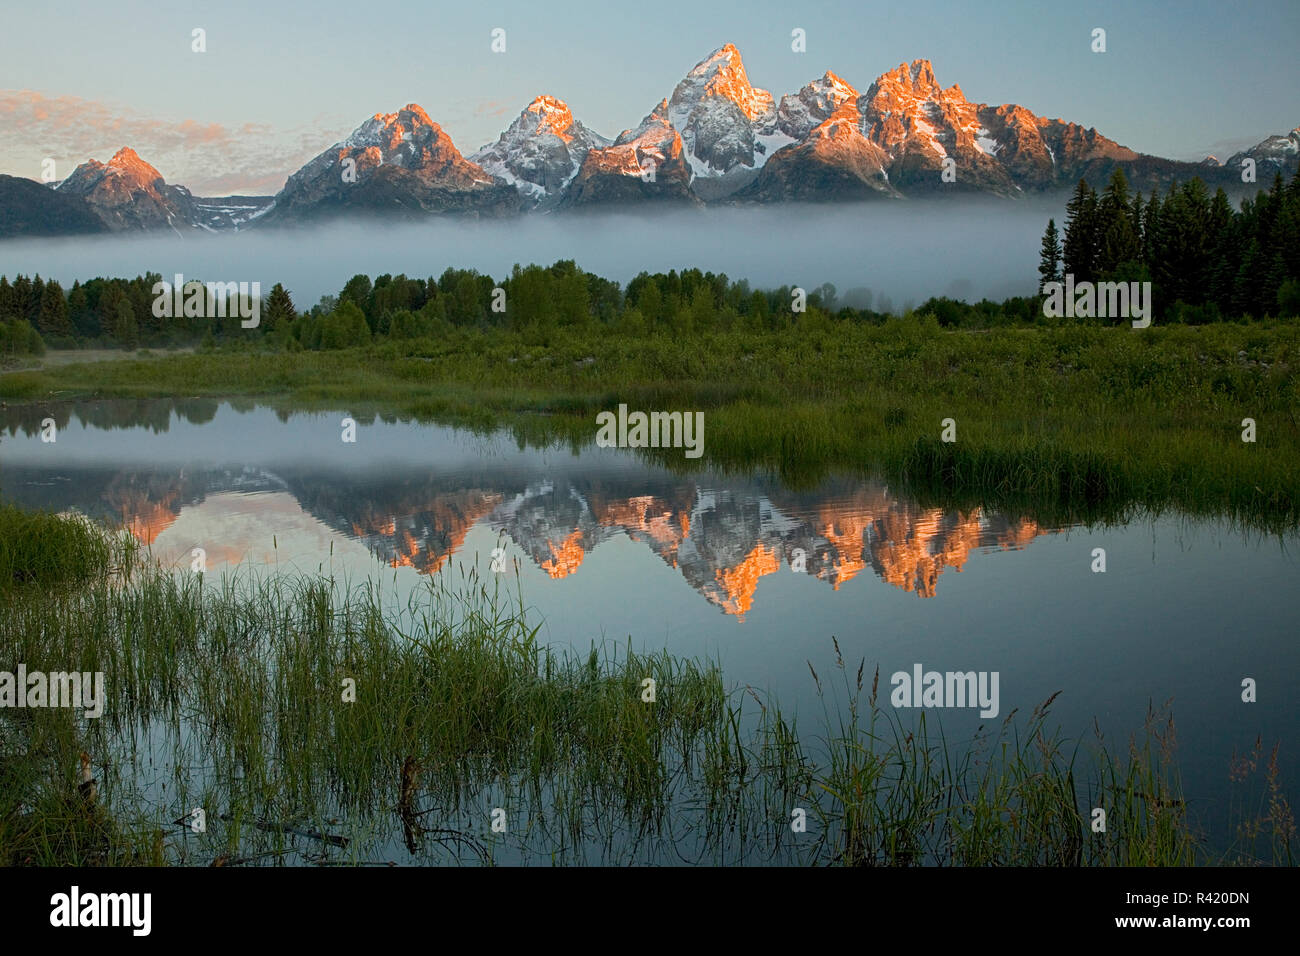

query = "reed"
[0, 509, 1291, 866]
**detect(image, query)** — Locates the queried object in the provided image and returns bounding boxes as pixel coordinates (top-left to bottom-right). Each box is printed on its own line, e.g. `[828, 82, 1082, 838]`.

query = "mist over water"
[0, 196, 1069, 310]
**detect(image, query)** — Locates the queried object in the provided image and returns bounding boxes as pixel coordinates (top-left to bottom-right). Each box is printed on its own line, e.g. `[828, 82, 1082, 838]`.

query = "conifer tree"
[38, 279, 73, 339]
[0, 277, 15, 319]
[263, 283, 297, 332]
[1038, 218, 1062, 292]
[1097, 168, 1140, 276]
[1062, 179, 1098, 282]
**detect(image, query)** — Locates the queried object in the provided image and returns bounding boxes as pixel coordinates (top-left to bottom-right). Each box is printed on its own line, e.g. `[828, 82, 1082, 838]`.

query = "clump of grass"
[0, 501, 126, 591]
[0, 710, 163, 866]
[1, 551, 740, 864]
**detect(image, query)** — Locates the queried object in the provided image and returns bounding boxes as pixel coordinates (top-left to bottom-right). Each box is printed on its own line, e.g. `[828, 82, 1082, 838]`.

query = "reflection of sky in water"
[2, 399, 1297, 841]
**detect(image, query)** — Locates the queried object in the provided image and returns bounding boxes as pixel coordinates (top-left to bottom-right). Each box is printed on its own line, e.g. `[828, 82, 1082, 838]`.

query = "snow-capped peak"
[341, 103, 439, 151]
[672, 43, 776, 124]
[469, 95, 611, 203]
[615, 100, 677, 148]
[665, 43, 781, 177]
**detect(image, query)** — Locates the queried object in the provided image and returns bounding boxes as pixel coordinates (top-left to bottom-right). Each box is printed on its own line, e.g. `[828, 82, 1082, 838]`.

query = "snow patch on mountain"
[975, 129, 1001, 156]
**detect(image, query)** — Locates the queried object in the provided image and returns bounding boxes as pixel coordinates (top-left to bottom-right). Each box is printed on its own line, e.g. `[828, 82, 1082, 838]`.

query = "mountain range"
[3, 44, 1297, 238]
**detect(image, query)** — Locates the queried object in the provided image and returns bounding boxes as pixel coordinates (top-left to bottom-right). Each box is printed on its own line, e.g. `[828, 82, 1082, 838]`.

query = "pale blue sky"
[2, 0, 1296, 194]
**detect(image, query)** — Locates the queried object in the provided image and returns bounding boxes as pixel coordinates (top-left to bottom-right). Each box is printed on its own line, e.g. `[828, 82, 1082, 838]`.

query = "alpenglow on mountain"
[469, 95, 611, 208]
[4, 44, 1297, 236]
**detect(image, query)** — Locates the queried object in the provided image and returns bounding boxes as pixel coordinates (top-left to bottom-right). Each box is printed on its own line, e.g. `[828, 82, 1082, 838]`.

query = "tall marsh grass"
[0, 509, 1292, 866]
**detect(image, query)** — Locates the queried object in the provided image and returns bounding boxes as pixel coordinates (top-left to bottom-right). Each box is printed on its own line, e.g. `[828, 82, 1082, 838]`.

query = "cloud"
[473, 100, 511, 118]
[0, 90, 352, 196]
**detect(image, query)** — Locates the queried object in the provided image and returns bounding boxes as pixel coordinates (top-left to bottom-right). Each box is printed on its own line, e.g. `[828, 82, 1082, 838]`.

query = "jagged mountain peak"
[469, 95, 611, 204]
[392, 103, 435, 124]
[106, 146, 157, 173]
[54, 147, 201, 232]
[685, 43, 741, 77]
[674, 43, 774, 123]
[865, 59, 968, 107]
[565, 99, 695, 207]
[64, 147, 165, 189]
[341, 103, 446, 150]
[666, 45, 782, 178]
[1225, 125, 1300, 176]
[885, 59, 941, 96]
[493, 94, 607, 148]
[821, 71, 856, 93]
[263, 102, 518, 223]
[614, 100, 676, 147]
[521, 94, 576, 136]
[777, 72, 861, 140]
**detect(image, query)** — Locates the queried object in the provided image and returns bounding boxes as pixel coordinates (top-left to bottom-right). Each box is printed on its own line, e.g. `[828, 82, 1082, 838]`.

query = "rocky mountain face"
[666, 44, 789, 178]
[742, 58, 1208, 201]
[54, 147, 205, 231]
[739, 73, 894, 201]
[0, 149, 275, 239]
[776, 71, 859, 139]
[563, 101, 697, 206]
[260, 104, 519, 224]
[0, 174, 109, 238]
[469, 95, 610, 208]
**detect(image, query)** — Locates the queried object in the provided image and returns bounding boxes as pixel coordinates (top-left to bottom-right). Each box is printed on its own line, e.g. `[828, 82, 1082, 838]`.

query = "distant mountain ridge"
[2, 44, 1296, 237]
[0, 174, 109, 237]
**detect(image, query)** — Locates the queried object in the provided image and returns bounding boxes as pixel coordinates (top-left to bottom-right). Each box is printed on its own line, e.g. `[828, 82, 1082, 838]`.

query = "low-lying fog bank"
[1, 196, 1069, 311]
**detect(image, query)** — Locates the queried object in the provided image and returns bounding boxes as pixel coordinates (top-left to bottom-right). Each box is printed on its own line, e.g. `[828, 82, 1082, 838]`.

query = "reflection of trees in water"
[1, 398, 221, 438]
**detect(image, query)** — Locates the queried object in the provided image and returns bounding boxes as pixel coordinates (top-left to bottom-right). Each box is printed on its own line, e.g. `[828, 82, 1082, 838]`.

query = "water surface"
[2, 399, 1295, 858]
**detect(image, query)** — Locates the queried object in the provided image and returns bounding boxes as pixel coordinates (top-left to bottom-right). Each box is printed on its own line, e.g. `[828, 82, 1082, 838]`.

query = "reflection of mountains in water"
[2, 463, 1059, 616]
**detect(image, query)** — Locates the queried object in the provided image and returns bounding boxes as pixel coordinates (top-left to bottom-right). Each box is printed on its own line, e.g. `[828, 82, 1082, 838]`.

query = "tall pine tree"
[1097, 168, 1140, 276]
[1038, 218, 1062, 292]
[1062, 179, 1098, 282]
[263, 283, 297, 333]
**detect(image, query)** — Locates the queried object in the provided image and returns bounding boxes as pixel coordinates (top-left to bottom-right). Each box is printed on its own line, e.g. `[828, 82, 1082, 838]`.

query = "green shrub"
[0, 319, 46, 356]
